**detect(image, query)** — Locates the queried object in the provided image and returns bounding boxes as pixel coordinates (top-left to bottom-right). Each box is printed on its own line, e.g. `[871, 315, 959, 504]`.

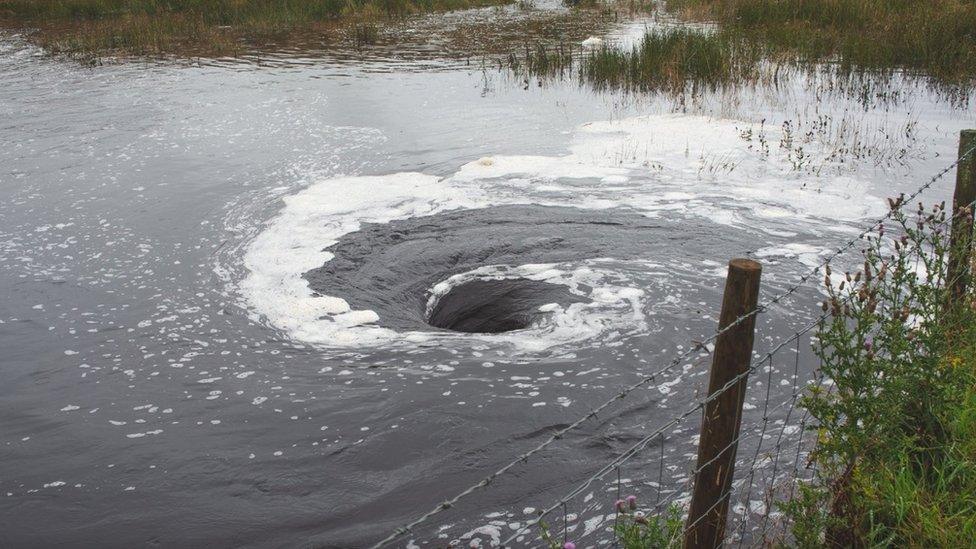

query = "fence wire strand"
[370, 142, 976, 548]
[501, 309, 834, 546]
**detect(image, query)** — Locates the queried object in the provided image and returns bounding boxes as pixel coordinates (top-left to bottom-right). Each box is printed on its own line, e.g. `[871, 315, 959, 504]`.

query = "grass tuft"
[510, 29, 762, 95]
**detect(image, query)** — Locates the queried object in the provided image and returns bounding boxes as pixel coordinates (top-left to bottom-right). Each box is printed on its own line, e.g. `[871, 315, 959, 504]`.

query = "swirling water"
[0, 21, 973, 547]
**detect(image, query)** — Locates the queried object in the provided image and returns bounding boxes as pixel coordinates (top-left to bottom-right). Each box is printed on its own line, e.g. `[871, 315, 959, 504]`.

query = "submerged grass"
[579, 28, 759, 92]
[510, 28, 763, 95]
[0, 0, 512, 57]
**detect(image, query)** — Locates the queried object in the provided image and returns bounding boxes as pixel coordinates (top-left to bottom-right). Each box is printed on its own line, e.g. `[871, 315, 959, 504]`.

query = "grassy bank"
[0, 0, 512, 57]
[512, 0, 976, 95]
[784, 198, 976, 546]
[669, 0, 976, 83]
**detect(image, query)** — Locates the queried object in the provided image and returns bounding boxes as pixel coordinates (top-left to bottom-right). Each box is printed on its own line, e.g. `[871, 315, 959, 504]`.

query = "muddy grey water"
[1, 24, 974, 547]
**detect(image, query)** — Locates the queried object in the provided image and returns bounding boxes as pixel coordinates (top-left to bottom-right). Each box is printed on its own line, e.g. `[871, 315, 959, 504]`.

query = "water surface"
[0, 16, 973, 547]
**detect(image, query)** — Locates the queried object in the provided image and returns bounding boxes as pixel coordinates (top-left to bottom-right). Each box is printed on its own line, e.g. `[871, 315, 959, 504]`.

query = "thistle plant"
[784, 194, 976, 546]
[612, 496, 682, 549]
[810, 197, 962, 469]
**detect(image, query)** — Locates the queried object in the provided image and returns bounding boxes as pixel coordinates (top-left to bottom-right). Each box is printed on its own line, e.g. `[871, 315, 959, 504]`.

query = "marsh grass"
[351, 20, 379, 47]
[669, 0, 976, 83]
[512, 0, 976, 98]
[582, 28, 759, 92]
[509, 30, 749, 95]
[0, 0, 512, 57]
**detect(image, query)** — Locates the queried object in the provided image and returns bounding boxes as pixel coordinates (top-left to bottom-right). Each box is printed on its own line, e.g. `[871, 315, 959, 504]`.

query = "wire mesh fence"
[499, 310, 830, 548]
[370, 137, 976, 549]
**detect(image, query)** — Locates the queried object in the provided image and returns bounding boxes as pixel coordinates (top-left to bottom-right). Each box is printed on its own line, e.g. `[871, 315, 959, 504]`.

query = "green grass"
[510, 29, 762, 94]
[581, 29, 759, 92]
[0, 0, 512, 57]
[512, 0, 976, 96]
[781, 198, 976, 546]
[538, 497, 682, 549]
[669, 0, 976, 83]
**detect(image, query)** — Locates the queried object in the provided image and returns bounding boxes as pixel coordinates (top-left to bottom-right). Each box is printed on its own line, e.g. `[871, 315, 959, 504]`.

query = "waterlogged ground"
[1, 7, 974, 547]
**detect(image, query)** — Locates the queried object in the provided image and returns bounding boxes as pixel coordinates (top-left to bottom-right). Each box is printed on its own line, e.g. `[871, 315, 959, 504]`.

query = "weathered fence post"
[949, 130, 976, 301]
[684, 258, 762, 549]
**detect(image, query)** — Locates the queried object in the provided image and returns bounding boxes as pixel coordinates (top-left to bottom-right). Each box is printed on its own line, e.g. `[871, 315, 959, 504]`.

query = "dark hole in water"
[426, 278, 586, 334]
[303, 204, 746, 332]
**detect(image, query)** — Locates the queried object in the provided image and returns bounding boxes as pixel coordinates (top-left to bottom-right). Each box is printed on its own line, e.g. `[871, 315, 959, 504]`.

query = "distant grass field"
[0, 0, 512, 57]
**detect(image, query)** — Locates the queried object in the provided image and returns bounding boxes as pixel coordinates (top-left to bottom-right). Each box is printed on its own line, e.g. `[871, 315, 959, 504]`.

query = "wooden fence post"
[949, 130, 976, 301]
[684, 258, 762, 549]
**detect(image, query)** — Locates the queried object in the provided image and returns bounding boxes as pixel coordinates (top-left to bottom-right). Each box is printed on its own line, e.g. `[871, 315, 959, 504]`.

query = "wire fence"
[370, 140, 976, 549]
[501, 302, 833, 547]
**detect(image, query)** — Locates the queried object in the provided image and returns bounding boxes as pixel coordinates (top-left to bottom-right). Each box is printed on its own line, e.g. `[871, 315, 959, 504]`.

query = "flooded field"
[1, 3, 974, 547]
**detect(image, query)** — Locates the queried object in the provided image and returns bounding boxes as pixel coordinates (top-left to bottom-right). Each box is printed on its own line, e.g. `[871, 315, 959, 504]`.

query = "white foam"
[756, 243, 830, 269]
[422, 260, 649, 351]
[238, 114, 884, 351]
[240, 172, 486, 347]
[581, 36, 605, 49]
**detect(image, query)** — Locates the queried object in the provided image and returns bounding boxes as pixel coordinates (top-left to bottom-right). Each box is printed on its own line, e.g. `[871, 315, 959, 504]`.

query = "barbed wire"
[540, 365, 825, 548]
[691, 390, 823, 549]
[730, 337, 801, 546]
[744, 422, 820, 547]
[734, 337, 805, 547]
[701, 214, 976, 548]
[370, 143, 976, 548]
[509, 195, 976, 547]
[500, 307, 835, 546]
